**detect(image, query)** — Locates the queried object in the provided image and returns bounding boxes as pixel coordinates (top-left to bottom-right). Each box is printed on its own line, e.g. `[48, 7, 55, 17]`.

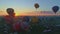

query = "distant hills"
[20, 11, 60, 16]
[0, 11, 60, 16]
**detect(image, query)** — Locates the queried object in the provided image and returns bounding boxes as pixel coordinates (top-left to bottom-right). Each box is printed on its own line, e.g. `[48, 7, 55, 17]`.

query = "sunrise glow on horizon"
[0, 0, 60, 16]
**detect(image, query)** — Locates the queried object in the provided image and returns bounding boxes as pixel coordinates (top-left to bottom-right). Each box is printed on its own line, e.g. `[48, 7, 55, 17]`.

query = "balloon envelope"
[31, 17, 39, 24]
[52, 6, 59, 14]
[34, 3, 39, 9]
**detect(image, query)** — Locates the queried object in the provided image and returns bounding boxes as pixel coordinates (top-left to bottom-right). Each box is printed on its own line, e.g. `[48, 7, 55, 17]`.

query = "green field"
[0, 16, 60, 34]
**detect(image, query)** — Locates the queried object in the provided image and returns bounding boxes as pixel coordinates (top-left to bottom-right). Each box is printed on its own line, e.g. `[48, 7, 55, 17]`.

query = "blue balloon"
[52, 6, 59, 14]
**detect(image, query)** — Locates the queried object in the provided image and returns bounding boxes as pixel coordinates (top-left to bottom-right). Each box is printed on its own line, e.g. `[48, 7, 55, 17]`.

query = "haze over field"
[0, 11, 60, 16]
[18, 11, 60, 16]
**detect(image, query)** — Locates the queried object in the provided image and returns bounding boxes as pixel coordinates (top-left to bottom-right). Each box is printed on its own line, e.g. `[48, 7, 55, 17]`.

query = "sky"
[0, 0, 60, 16]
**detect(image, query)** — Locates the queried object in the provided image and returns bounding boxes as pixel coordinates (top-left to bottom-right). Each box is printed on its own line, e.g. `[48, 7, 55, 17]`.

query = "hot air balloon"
[34, 3, 39, 10]
[52, 6, 59, 14]
[31, 16, 39, 24]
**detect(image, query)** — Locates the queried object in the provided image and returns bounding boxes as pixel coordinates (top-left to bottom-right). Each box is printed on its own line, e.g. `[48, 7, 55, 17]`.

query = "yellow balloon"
[31, 16, 39, 24]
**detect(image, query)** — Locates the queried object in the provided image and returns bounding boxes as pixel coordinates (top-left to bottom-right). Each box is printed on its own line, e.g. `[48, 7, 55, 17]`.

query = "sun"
[15, 13, 19, 16]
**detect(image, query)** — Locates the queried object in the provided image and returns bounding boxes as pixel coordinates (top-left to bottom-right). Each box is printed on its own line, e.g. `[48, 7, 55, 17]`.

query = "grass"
[0, 16, 60, 34]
